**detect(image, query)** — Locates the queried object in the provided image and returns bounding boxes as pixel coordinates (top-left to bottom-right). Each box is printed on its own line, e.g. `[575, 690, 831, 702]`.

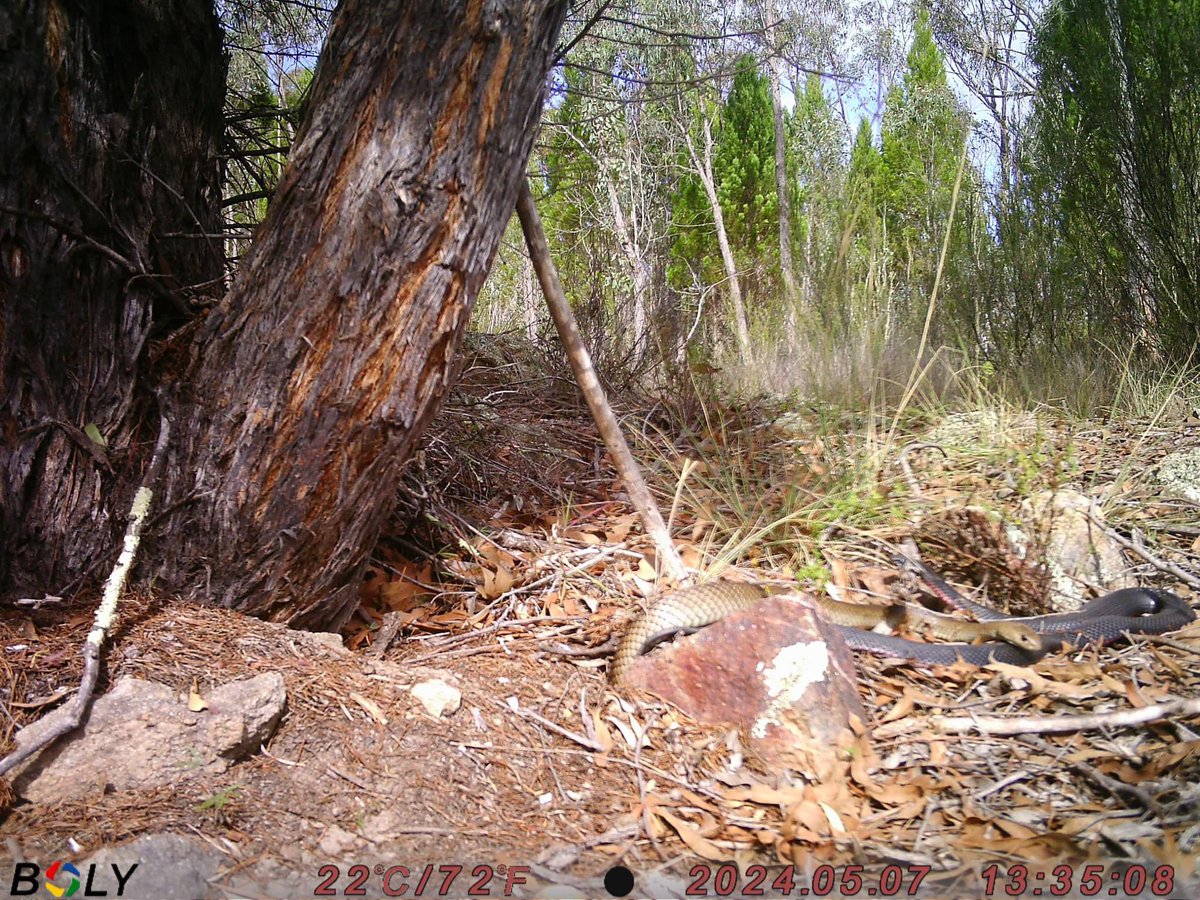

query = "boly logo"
[7, 861, 138, 897]
[44, 862, 80, 897]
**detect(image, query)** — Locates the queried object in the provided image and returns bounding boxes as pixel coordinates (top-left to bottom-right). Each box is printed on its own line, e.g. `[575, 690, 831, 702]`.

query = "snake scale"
[611, 577, 1195, 684]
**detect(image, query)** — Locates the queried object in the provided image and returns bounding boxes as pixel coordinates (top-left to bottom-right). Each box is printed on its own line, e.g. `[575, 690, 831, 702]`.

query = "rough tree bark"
[0, 0, 226, 597]
[151, 0, 569, 629]
[765, 56, 799, 312]
[683, 118, 753, 364]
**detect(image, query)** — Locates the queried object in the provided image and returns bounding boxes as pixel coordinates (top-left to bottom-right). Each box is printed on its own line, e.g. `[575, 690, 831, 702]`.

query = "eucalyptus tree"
[789, 74, 848, 317]
[756, 0, 804, 312]
[922, 0, 1046, 356]
[536, 8, 685, 371]
[834, 0, 912, 128]
[668, 50, 758, 362]
[1, 0, 569, 626]
[927, 0, 1040, 207]
[750, 0, 844, 311]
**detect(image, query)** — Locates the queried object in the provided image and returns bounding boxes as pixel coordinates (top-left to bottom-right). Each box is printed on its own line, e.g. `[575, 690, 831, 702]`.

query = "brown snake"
[610, 576, 1196, 684]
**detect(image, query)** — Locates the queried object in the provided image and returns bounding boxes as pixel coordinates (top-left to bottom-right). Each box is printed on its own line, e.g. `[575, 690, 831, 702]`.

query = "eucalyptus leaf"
[84, 423, 108, 449]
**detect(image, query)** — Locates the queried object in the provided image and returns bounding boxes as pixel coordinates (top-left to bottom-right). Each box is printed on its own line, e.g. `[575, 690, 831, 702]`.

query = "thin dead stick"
[496, 697, 608, 752]
[897, 442, 948, 498]
[0, 413, 172, 778]
[886, 133, 970, 446]
[933, 696, 1200, 736]
[498, 543, 636, 599]
[540, 635, 618, 658]
[666, 457, 700, 536]
[1085, 507, 1200, 591]
[516, 180, 688, 584]
[1019, 735, 1161, 816]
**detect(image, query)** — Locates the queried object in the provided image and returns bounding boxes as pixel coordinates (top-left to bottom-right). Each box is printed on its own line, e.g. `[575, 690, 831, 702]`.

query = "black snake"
[611, 560, 1195, 684]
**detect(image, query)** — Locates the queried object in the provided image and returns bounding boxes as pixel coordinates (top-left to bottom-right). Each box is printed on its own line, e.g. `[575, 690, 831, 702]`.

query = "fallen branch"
[933, 696, 1200, 736]
[516, 180, 688, 584]
[1086, 506, 1200, 591]
[0, 414, 172, 779]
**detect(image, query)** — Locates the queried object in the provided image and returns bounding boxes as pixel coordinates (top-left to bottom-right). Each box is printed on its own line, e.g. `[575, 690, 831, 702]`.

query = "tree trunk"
[521, 251, 540, 342]
[151, 0, 569, 629]
[0, 0, 226, 598]
[603, 168, 651, 359]
[766, 56, 800, 311]
[685, 119, 753, 363]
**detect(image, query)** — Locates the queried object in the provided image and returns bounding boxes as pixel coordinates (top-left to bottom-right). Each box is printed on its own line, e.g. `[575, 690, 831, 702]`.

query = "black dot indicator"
[605, 865, 635, 897]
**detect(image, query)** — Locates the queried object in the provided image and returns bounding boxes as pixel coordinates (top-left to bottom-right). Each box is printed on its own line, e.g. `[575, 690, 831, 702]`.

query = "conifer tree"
[1033, 0, 1200, 361]
[879, 9, 976, 302]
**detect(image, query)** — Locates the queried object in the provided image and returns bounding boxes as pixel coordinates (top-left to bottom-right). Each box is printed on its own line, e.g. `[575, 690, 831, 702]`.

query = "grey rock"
[12, 673, 286, 803]
[1157, 447, 1200, 504]
[76, 833, 223, 900]
[1013, 490, 1135, 612]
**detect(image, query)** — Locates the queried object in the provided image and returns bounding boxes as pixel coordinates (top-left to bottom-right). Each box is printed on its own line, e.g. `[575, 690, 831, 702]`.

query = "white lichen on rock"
[927, 409, 1041, 448]
[1157, 447, 1200, 504]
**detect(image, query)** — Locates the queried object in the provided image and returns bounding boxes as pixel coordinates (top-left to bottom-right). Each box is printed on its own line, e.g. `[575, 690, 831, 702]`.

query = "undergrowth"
[630, 311, 1198, 582]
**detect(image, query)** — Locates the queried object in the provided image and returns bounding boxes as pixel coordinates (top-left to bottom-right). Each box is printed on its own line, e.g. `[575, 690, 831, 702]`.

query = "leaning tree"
[1, 0, 570, 629]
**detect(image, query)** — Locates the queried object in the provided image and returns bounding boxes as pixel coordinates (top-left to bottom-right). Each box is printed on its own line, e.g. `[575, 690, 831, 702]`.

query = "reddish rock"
[621, 594, 867, 775]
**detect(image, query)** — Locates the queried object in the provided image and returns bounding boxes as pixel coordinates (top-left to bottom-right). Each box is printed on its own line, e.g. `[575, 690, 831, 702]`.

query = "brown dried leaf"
[604, 514, 637, 543]
[849, 749, 877, 788]
[654, 809, 731, 861]
[991, 818, 1037, 839]
[480, 563, 515, 600]
[987, 662, 1092, 698]
[881, 689, 917, 723]
[634, 557, 657, 580]
[722, 784, 808, 807]
[378, 579, 428, 611]
[855, 567, 894, 599]
[785, 799, 829, 836]
[865, 780, 925, 805]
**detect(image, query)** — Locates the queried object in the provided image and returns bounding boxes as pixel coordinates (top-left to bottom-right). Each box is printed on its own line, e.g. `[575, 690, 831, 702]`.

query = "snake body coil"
[611, 580, 1195, 684]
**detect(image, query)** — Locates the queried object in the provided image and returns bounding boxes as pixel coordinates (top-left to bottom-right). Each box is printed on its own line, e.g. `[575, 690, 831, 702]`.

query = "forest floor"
[3, 336, 1200, 898]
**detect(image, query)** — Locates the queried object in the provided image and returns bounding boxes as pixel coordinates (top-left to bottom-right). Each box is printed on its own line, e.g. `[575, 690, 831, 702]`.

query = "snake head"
[994, 621, 1043, 652]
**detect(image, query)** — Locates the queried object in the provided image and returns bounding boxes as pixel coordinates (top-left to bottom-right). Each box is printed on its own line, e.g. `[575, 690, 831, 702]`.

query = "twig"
[0, 412, 172, 778]
[516, 180, 688, 585]
[1086, 506, 1200, 590]
[1019, 735, 1162, 817]
[896, 442, 948, 498]
[405, 614, 587, 657]
[933, 697, 1200, 735]
[0, 203, 139, 273]
[326, 764, 373, 791]
[13, 595, 64, 609]
[540, 635, 618, 658]
[1140, 633, 1200, 655]
[497, 543, 637, 600]
[496, 698, 608, 752]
